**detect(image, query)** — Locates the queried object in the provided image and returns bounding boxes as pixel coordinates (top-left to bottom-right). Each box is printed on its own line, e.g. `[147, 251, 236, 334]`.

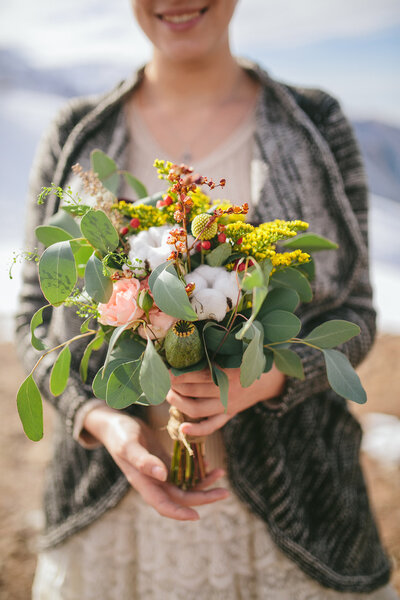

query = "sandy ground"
[0, 336, 399, 599]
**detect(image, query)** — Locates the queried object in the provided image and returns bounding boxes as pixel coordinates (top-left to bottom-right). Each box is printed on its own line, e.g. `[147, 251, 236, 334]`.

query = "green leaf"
[258, 288, 300, 320]
[270, 267, 312, 303]
[240, 322, 266, 387]
[297, 259, 315, 281]
[50, 345, 71, 396]
[70, 240, 94, 279]
[323, 349, 367, 403]
[240, 262, 265, 291]
[282, 232, 338, 252]
[92, 359, 129, 400]
[262, 258, 273, 280]
[85, 254, 113, 303]
[206, 243, 232, 267]
[17, 375, 43, 441]
[304, 320, 360, 349]
[109, 335, 145, 362]
[272, 347, 305, 379]
[79, 332, 105, 382]
[30, 305, 51, 351]
[149, 263, 198, 321]
[103, 324, 131, 372]
[148, 260, 169, 288]
[80, 316, 94, 333]
[106, 360, 143, 408]
[62, 204, 91, 218]
[170, 358, 208, 376]
[263, 350, 274, 373]
[122, 171, 148, 199]
[237, 285, 268, 340]
[48, 210, 82, 238]
[212, 365, 229, 411]
[215, 353, 242, 369]
[262, 309, 301, 342]
[204, 324, 242, 355]
[80, 210, 119, 254]
[91, 149, 120, 195]
[139, 337, 170, 405]
[38, 241, 77, 306]
[35, 225, 73, 247]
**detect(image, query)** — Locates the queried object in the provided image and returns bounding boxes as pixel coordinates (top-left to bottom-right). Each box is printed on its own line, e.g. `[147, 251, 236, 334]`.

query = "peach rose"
[98, 278, 144, 327]
[138, 308, 177, 340]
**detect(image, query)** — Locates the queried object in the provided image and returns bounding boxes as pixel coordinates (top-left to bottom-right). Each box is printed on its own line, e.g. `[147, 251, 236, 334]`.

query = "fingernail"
[152, 466, 166, 481]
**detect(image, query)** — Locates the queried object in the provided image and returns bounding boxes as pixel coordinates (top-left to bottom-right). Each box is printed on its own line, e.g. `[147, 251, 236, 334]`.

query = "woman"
[16, 1, 397, 598]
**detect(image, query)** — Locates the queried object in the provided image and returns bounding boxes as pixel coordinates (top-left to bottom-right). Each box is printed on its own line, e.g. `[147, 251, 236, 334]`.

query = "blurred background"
[0, 0, 399, 597]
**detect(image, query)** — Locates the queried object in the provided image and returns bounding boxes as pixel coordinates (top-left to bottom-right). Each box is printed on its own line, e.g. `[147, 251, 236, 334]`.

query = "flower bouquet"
[15, 151, 367, 489]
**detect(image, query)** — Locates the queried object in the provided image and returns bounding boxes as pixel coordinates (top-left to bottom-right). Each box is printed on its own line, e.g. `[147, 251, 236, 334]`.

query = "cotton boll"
[191, 288, 228, 322]
[184, 271, 207, 292]
[194, 264, 226, 287]
[214, 271, 241, 306]
[149, 225, 172, 245]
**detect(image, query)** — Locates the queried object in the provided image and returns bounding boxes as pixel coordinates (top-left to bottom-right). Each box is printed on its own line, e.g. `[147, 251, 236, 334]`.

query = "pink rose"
[98, 278, 144, 327]
[138, 308, 177, 340]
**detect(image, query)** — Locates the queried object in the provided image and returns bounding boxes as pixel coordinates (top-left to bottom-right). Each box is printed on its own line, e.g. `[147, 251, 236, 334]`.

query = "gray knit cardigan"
[15, 60, 391, 592]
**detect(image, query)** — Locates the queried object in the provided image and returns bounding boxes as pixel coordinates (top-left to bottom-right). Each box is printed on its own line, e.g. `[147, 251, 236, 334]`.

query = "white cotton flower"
[184, 271, 207, 292]
[192, 264, 225, 286]
[213, 271, 240, 306]
[191, 289, 228, 322]
[128, 225, 172, 270]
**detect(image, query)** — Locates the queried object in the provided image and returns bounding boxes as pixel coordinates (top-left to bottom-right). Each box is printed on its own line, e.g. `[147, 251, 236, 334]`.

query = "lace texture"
[32, 479, 397, 600]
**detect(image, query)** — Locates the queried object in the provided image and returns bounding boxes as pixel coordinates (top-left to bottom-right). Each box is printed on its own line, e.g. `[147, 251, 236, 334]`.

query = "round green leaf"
[35, 225, 73, 247]
[258, 288, 300, 319]
[206, 243, 232, 267]
[139, 338, 170, 405]
[323, 349, 367, 403]
[304, 320, 360, 349]
[30, 304, 51, 351]
[149, 263, 198, 321]
[240, 322, 266, 387]
[122, 171, 148, 199]
[272, 347, 304, 379]
[270, 267, 312, 303]
[106, 360, 143, 408]
[204, 325, 242, 355]
[48, 210, 82, 238]
[80, 210, 119, 254]
[85, 254, 113, 303]
[91, 150, 120, 194]
[262, 309, 301, 342]
[92, 359, 129, 400]
[17, 375, 43, 441]
[38, 240, 77, 306]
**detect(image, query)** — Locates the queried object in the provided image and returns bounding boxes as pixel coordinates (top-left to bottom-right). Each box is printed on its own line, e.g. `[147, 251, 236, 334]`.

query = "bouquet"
[15, 151, 367, 489]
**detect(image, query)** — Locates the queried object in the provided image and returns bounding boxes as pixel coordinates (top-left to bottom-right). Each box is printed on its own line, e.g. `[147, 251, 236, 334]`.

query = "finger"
[180, 414, 230, 437]
[170, 382, 219, 398]
[123, 442, 169, 482]
[166, 389, 224, 419]
[193, 468, 226, 490]
[170, 369, 213, 384]
[165, 482, 229, 506]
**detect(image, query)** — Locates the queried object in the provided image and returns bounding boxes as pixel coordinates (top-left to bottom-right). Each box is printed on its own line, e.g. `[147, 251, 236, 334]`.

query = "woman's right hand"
[82, 405, 229, 521]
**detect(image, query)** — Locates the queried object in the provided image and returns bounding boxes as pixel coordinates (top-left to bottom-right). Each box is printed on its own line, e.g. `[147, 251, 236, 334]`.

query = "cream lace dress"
[32, 103, 398, 600]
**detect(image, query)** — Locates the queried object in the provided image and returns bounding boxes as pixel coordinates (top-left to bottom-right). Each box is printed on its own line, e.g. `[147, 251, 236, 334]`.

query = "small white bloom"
[191, 289, 228, 322]
[213, 271, 240, 306]
[184, 271, 207, 292]
[128, 225, 172, 270]
[192, 264, 226, 286]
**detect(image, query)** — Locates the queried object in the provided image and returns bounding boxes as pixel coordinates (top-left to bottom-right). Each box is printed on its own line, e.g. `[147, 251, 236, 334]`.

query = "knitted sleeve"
[14, 99, 107, 437]
[261, 93, 376, 416]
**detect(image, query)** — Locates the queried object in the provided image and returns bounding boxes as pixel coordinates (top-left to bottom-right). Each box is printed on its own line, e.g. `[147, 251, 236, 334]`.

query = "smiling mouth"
[156, 7, 208, 24]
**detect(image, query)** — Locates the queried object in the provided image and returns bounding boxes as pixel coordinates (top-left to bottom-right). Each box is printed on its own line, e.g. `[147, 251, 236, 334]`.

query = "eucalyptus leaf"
[91, 149, 120, 194]
[103, 323, 131, 372]
[48, 210, 82, 238]
[149, 263, 198, 321]
[92, 359, 129, 400]
[204, 324, 242, 355]
[323, 349, 367, 403]
[80, 316, 94, 333]
[215, 353, 242, 369]
[17, 375, 43, 441]
[263, 350, 274, 373]
[139, 338, 170, 405]
[170, 358, 208, 376]
[282, 232, 338, 252]
[122, 171, 148, 199]
[237, 285, 268, 339]
[109, 335, 145, 362]
[70, 240, 94, 279]
[212, 365, 229, 411]
[240, 322, 266, 387]
[240, 262, 265, 291]
[106, 360, 143, 408]
[206, 243, 232, 267]
[50, 345, 71, 396]
[85, 254, 113, 303]
[272, 347, 305, 379]
[304, 320, 360, 349]
[270, 267, 312, 303]
[38, 240, 77, 306]
[79, 332, 105, 382]
[30, 305, 51, 351]
[262, 309, 301, 342]
[35, 225, 73, 247]
[80, 210, 119, 254]
[258, 288, 300, 320]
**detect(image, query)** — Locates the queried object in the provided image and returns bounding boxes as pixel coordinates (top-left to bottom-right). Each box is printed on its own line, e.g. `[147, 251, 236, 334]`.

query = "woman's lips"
[156, 6, 208, 29]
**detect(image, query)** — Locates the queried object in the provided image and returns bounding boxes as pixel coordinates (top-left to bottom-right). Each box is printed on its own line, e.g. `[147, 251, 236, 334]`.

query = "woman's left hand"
[166, 366, 286, 437]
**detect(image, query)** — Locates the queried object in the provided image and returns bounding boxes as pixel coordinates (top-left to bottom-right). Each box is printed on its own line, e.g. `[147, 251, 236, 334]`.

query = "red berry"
[218, 233, 226, 243]
[129, 218, 140, 229]
[201, 240, 211, 250]
[120, 226, 129, 236]
[236, 237, 243, 245]
[195, 242, 202, 252]
[164, 195, 174, 206]
[238, 263, 246, 272]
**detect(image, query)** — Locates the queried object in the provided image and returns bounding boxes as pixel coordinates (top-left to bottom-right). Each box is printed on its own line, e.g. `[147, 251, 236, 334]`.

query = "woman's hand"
[167, 366, 286, 437]
[82, 406, 229, 521]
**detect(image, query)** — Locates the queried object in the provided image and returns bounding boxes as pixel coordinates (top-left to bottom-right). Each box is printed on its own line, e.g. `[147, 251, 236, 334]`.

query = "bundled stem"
[167, 406, 206, 489]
